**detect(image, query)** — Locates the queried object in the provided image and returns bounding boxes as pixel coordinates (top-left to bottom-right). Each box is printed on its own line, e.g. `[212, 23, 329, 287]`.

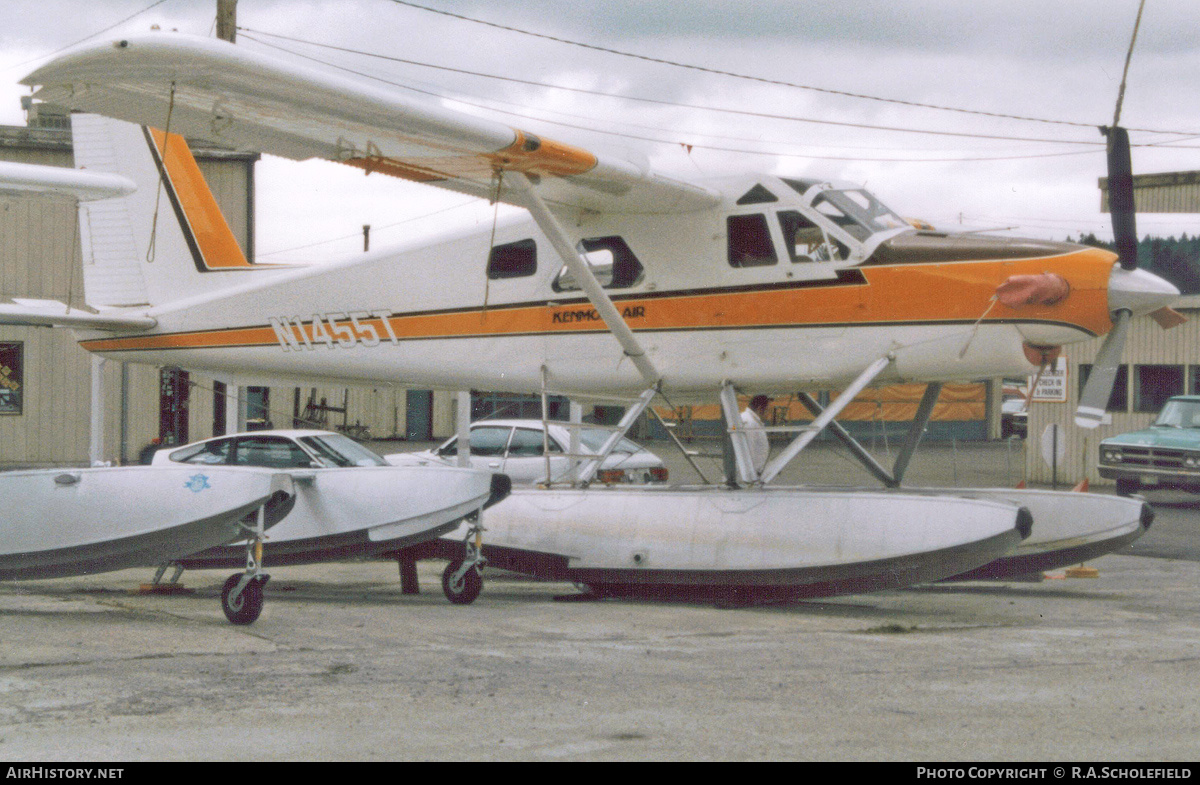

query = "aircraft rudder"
[70, 113, 252, 309]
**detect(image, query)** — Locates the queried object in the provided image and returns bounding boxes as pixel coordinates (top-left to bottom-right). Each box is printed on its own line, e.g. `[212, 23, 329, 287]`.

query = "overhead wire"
[239, 27, 1125, 149]
[238, 3, 1197, 246]
[237, 32, 1112, 164]
[383, 0, 1196, 138]
[256, 195, 482, 258]
[0, 0, 174, 74]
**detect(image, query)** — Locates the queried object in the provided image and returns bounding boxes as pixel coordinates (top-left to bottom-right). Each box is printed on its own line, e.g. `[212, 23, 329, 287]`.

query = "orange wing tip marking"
[489, 131, 597, 177]
[340, 131, 597, 185]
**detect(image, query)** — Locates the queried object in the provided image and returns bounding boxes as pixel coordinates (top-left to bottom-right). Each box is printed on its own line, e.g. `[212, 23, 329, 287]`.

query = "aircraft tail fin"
[71, 113, 257, 310]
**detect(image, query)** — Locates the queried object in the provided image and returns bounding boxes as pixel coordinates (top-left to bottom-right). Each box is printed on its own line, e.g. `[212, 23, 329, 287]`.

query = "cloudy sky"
[2, 0, 1199, 262]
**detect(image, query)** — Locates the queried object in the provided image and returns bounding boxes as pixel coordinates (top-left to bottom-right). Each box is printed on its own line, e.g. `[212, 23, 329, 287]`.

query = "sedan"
[395, 419, 668, 486]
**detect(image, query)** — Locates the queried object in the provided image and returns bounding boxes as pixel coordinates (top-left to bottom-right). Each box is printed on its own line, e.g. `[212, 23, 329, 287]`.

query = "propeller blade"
[1149, 306, 1188, 329]
[1075, 309, 1132, 428]
[1103, 125, 1139, 271]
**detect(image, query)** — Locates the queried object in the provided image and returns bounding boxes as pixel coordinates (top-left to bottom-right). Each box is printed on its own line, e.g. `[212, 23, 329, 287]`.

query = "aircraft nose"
[1108, 266, 1179, 316]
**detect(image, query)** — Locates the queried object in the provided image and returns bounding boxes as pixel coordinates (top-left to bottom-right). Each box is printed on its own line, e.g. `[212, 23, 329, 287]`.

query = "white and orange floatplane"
[1, 33, 1180, 603]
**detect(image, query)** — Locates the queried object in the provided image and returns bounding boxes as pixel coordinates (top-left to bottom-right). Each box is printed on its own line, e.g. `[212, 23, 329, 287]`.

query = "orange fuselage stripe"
[78, 251, 1115, 354]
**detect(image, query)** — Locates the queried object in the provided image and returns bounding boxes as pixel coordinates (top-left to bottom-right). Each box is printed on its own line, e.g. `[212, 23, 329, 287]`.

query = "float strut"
[760, 355, 893, 485]
[797, 382, 942, 488]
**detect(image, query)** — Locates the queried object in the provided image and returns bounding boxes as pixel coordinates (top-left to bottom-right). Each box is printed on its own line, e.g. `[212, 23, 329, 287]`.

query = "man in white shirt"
[740, 395, 772, 475]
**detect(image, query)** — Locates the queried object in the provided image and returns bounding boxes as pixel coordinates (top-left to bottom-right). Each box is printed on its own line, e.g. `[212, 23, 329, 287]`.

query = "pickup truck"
[1099, 395, 1200, 495]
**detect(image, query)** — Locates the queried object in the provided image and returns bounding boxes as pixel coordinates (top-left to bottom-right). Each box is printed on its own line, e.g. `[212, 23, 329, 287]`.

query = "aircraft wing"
[0, 160, 135, 201]
[0, 299, 156, 331]
[23, 34, 720, 215]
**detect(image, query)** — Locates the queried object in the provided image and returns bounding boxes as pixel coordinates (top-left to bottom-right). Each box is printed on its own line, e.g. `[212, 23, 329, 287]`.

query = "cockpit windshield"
[781, 178, 909, 241]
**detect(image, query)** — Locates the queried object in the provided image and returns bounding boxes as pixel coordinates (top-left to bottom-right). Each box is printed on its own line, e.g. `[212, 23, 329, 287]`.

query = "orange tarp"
[655, 383, 986, 424]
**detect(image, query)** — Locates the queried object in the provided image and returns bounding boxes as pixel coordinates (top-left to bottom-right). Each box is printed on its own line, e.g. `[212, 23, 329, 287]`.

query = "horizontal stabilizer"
[0, 160, 134, 201]
[0, 299, 155, 331]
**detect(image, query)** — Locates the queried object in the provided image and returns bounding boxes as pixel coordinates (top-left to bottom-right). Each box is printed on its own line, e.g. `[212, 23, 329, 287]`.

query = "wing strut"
[508, 173, 660, 387]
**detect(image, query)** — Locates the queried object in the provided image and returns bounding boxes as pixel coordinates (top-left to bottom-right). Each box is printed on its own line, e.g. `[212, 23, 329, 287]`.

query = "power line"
[256, 196, 482, 258]
[239, 32, 1112, 164]
[383, 0, 1188, 136]
[0, 0, 174, 74]
[241, 26, 1113, 148]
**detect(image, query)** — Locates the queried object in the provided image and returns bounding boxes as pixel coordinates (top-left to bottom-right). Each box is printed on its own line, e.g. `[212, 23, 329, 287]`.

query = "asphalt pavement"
[1, 438, 1197, 762]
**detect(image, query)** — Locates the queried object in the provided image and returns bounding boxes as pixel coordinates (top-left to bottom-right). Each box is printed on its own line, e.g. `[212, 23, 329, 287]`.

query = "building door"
[246, 386, 270, 430]
[405, 390, 433, 440]
[159, 368, 190, 445]
[213, 381, 227, 436]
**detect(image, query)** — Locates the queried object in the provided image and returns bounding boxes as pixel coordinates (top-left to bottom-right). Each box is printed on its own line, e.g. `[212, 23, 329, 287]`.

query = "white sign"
[1030, 358, 1068, 402]
[1040, 423, 1067, 468]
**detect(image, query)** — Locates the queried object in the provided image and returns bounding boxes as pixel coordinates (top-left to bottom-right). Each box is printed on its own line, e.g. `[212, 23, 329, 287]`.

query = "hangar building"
[0, 106, 451, 468]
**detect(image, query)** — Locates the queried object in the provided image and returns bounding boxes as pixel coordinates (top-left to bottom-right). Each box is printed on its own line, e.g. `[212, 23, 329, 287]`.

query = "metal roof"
[1100, 170, 1200, 214]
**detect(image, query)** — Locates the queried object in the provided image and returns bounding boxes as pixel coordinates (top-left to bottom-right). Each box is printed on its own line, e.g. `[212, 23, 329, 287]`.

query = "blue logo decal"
[184, 474, 211, 493]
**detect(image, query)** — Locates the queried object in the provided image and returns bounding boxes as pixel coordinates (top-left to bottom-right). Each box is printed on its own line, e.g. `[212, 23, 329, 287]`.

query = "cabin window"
[727, 214, 777, 267]
[552, 236, 644, 292]
[0, 342, 22, 415]
[1134, 365, 1184, 413]
[1078, 364, 1129, 413]
[487, 239, 537, 279]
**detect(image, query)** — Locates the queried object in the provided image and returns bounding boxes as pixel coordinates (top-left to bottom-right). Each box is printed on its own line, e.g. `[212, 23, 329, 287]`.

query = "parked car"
[1099, 395, 1200, 495]
[154, 429, 391, 469]
[1001, 397, 1028, 439]
[396, 419, 668, 486]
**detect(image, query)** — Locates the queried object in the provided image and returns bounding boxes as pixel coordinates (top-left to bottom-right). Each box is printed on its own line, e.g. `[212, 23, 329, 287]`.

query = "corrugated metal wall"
[1101, 171, 1200, 214]
[1025, 298, 1200, 485]
[1, 142, 90, 466]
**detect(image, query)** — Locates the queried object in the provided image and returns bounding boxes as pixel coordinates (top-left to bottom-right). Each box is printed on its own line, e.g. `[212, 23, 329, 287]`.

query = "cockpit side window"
[777, 210, 847, 262]
[727, 213, 777, 267]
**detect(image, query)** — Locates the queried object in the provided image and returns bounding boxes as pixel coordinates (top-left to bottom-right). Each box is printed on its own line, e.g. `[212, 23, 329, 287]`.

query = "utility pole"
[216, 0, 237, 43]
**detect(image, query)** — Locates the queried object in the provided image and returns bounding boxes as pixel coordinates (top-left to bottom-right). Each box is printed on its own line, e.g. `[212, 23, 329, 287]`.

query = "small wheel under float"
[221, 573, 269, 625]
[440, 510, 486, 605]
[441, 559, 483, 605]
